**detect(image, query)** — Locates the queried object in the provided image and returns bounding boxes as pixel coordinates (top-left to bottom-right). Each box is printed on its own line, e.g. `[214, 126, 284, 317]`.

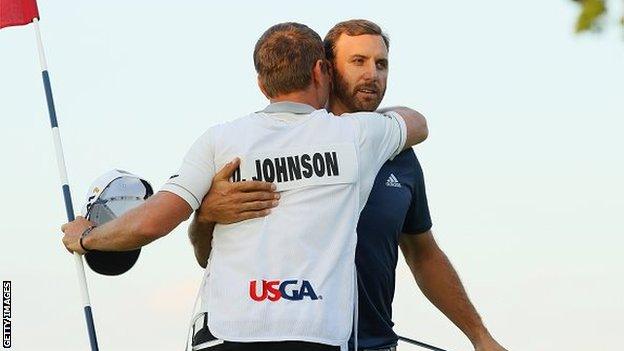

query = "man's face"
[332, 34, 389, 112]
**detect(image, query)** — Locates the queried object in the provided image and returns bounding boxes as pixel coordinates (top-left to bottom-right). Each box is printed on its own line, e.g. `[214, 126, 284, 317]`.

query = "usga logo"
[249, 280, 320, 301]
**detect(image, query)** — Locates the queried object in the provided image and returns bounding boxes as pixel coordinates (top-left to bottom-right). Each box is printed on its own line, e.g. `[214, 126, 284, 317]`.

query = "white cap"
[82, 169, 153, 276]
[82, 169, 152, 217]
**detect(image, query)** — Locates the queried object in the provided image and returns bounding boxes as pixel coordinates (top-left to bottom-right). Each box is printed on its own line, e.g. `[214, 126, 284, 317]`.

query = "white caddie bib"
[206, 110, 362, 346]
[162, 102, 407, 348]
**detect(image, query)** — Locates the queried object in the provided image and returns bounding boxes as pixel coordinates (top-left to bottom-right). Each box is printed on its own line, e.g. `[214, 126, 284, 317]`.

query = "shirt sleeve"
[349, 111, 407, 170]
[402, 150, 433, 235]
[159, 129, 216, 211]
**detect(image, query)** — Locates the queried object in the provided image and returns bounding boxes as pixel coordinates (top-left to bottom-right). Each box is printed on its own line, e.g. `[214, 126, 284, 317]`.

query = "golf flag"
[2, 1, 100, 349]
[0, 0, 39, 29]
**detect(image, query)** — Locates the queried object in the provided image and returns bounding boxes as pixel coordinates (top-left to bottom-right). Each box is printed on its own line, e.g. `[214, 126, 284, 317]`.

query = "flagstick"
[398, 335, 449, 351]
[32, 18, 100, 351]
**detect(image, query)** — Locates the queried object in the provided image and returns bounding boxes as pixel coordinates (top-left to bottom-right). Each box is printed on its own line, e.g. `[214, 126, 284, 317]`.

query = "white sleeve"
[159, 129, 216, 211]
[349, 111, 407, 168]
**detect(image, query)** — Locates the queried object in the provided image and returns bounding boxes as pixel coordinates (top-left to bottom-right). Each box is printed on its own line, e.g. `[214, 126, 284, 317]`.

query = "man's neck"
[270, 91, 322, 109]
[327, 96, 350, 116]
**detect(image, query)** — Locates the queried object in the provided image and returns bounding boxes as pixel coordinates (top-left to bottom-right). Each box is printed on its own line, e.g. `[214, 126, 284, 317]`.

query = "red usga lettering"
[249, 280, 281, 301]
[249, 279, 320, 301]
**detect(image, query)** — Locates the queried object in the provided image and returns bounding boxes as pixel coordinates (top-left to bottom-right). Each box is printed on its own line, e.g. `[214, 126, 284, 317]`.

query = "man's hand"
[196, 158, 279, 225]
[61, 216, 95, 255]
[400, 232, 507, 351]
[188, 158, 278, 268]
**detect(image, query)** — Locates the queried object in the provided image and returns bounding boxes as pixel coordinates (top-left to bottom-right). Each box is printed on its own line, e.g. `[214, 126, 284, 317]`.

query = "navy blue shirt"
[349, 148, 432, 350]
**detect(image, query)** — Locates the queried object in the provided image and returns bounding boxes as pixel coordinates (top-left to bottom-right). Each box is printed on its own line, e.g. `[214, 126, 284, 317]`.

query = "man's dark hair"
[254, 22, 326, 98]
[323, 19, 390, 63]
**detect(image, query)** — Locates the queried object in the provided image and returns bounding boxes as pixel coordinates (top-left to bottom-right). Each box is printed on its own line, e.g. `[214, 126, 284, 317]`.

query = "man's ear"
[312, 59, 328, 87]
[257, 75, 271, 99]
[326, 60, 334, 90]
[326, 60, 334, 79]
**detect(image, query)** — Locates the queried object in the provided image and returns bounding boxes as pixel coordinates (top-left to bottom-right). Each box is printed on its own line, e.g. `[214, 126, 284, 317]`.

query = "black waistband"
[192, 314, 339, 351]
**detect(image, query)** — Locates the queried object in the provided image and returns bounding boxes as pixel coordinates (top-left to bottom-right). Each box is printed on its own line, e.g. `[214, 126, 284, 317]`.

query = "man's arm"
[377, 106, 428, 148]
[61, 191, 193, 254]
[188, 216, 215, 268]
[399, 231, 507, 351]
[187, 158, 278, 268]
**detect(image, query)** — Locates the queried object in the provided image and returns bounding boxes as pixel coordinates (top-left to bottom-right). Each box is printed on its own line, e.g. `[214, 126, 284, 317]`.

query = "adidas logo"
[385, 173, 401, 188]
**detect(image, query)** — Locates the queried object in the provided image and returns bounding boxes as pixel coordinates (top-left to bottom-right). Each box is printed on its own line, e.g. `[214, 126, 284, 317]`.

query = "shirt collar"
[260, 101, 317, 114]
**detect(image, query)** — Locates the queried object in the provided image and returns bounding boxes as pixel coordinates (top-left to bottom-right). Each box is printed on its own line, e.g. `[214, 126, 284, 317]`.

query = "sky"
[1, 0, 623, 350]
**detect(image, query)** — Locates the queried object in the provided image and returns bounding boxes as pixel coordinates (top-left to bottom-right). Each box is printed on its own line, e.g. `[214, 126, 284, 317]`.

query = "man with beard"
[189, 20, 507, 351]
[323, 20, 507, 351]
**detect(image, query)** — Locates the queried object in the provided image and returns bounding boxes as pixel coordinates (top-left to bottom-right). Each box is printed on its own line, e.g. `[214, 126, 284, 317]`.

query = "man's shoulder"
[382, 148, 423, 179]
[184, 114, 254, 151]
[339, 111, 402, 143]
[386, 147, 420, 167]
[203, 113, 259, 135]
[214, 112, 257, 127]
[341, 111, 394, 121]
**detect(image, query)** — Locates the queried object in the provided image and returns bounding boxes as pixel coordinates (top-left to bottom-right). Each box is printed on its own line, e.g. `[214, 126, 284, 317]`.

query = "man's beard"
[333, 70, 386, 112]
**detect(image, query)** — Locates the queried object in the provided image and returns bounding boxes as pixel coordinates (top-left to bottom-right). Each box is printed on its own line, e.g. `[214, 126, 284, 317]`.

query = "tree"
[571, 0, 624, 33]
